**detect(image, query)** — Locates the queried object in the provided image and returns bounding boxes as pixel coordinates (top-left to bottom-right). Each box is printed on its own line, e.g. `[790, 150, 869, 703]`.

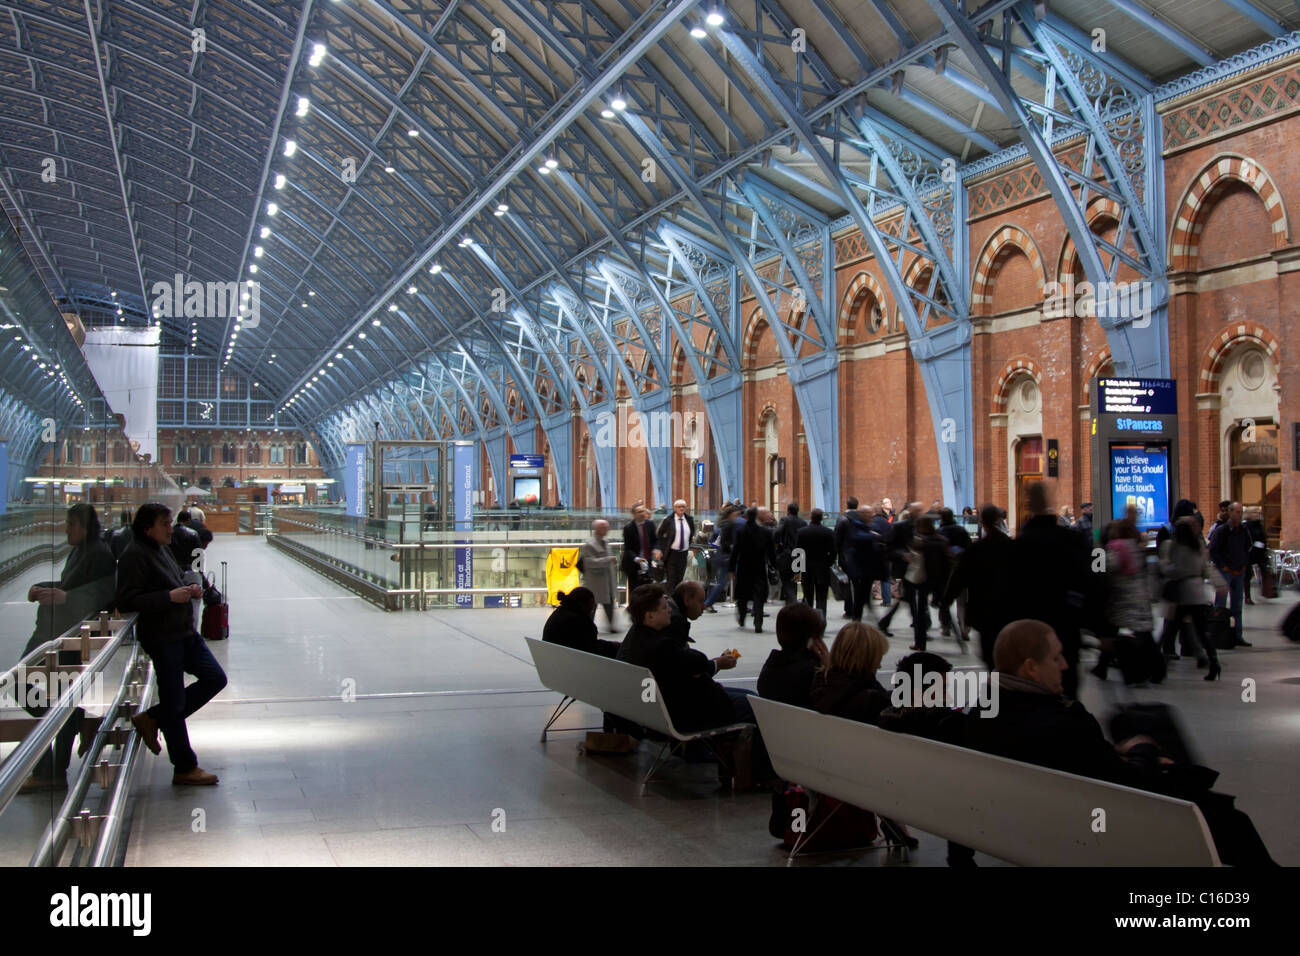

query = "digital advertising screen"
[512, 476, 541, 507]
[1109, 443, 1171, 531]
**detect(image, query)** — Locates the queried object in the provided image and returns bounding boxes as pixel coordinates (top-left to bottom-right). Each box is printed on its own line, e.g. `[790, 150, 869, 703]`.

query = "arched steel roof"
[0, 0, 1295, 486]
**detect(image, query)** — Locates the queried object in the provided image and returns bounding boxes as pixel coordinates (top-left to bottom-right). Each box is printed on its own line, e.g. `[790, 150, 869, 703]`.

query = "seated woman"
[810, 621, 892, 724]
[757, 603, 827, 709]
[542, 587, 620, 657]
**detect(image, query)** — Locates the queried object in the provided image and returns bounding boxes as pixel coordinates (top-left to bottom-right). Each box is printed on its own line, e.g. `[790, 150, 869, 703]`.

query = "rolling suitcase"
[201, 561, 229, 641]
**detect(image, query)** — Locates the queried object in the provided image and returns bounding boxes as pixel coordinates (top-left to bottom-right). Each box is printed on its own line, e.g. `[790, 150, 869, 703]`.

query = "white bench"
[750, 697, 1221, 866]
[526, 638, 752, 785]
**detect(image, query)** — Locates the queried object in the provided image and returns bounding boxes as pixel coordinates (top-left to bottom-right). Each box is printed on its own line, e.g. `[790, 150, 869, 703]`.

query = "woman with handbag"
[1161, 516, 1226, 681]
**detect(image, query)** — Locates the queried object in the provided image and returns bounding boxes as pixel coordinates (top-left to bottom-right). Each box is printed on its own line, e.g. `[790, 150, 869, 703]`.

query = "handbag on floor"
[775, 785, 878, 851]
[201, 560, 229, 641]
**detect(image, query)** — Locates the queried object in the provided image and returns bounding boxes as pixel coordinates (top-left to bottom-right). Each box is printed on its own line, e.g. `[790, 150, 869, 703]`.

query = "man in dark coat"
[966, 620, 1276, 867]
[944, 504, 1016, 669]
[795, 509, 836, 621]
[833, 496, 859, 617]
[841, 509, 883, 621]
[879, 502, 921, 635]
[774, 502, 807, 605]
[620, 505, 656, 593]
[1209, 501, 1252, 647]
[117, 503, 227, 786]
[20, 504, 117, 790]
[664, 581, 706, 646]
[703, 506, 741, 611]
[617, 584, 744, 732]
[868, 505, 894, 610]
[1008, 483, 1092, 699]
[731, 507, 776, 633]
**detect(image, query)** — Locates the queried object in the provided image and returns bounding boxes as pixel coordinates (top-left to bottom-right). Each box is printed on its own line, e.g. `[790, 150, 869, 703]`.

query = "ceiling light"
[267, 202, 278, 216]
[283, 139, 297, 158]
[538, 164, 551, 175]
[384, 165, 396, 174]
[429, 263, 442, 274]
[611, 96, 627, 111]
[407, 285, 417, 294]
[249, 264, 259, 273]
[110, 291, 117, 298]
[387, 303, 397, 312]
[496, 203, 509, 214]
[690, 25, 707, 39]
[458, 236, 472, 247]
[601, 108, 615, 118]
[372, 319, 381, 326]
[407, 128, 419, 137]
[309, 43, 327, 67]
[254, 246, 264, 258]
[296, 96, 310, 117]
[545, 159, 558, 170]
[347, 344, 354, 349]
[335, 353, 342, 359]
[274, 174, 286, 190]
[358, 332, 366, 340]
[260, 226, 270, 238]
[706, 10, 724, 26]
[308, 290, 316, 296]
[301, 301, 308, 307]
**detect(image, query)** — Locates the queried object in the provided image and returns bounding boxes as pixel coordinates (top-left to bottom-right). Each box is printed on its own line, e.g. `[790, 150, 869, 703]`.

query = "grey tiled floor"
[7, 536, 1296, 865]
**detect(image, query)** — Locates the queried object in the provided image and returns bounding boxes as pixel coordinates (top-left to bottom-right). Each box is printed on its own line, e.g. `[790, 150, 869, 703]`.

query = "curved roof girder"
[928, 0, 1170, 380]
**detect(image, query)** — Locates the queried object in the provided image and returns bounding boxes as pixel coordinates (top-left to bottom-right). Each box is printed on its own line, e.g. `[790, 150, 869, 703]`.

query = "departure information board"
[1096, 378, 1177, 416]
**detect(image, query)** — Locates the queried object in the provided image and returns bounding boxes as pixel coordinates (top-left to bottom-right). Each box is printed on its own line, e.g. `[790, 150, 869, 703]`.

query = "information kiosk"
[1089, 378, 1180, 538]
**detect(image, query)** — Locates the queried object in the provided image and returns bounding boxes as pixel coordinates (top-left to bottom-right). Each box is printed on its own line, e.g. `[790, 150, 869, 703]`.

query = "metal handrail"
[89, 662, 155, 867]
[0, 615, 137, 817]
[28, 643, 155, 867]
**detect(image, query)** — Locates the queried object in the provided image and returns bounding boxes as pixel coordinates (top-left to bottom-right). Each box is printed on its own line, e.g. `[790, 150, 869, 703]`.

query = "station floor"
[5, 535, 1299, 866]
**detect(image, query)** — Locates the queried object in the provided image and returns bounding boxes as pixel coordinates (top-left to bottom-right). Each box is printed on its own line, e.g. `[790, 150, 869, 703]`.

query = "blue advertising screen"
[1110, 443, 1170, 531]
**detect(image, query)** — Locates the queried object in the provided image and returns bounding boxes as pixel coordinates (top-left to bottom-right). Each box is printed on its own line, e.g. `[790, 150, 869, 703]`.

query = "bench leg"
[698, 734, 736, 790]
[540, 696, 576, 743]
[640, 739, 676, 791]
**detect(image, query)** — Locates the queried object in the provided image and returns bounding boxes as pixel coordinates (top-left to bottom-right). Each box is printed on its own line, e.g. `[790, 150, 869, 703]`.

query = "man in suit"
[833, 496, 859, 618]
[732, 507, 777, 633]
[1209, 501, 1252, 647]
[795, 508, 835, 621]
[620, 505, 655, 594]
[654, 499, 695, 593]
[775, 502, 807, 605]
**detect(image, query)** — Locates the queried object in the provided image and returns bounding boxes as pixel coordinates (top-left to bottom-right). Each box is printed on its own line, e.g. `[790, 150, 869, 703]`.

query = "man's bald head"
[674, 579, 706, 619]
[994, 619, 1068, 694]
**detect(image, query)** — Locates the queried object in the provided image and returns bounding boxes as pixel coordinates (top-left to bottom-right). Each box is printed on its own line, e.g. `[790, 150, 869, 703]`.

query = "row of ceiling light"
[269, 8, 731, 419]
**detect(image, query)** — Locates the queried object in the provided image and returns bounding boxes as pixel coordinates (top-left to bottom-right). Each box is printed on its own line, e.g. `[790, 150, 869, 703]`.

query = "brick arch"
[1199, 322, 1282, 392]
[836, 270, 889, 343]
[1057, 197, 1124, 280]
[992, 356, 1042, 410]
[670, 342, 689, 386]
[754, 400, 778, 439]
[741, 308, 769, 366]
[1081, 348, 1116, 403]
[1170, 153, 1290, 271]
[971, 225, 1045, 315]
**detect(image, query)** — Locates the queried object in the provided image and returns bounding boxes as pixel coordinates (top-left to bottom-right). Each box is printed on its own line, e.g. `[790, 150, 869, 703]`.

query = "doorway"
[1015, 437, 1044, 533]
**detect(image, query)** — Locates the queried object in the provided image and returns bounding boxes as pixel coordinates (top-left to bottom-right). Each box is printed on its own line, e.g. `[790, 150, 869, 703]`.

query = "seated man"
[757, 603, 827, 709]
[665, 580, 707, 646]
[966, 619, 1276, 867]
[617, 584, 745, 731]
